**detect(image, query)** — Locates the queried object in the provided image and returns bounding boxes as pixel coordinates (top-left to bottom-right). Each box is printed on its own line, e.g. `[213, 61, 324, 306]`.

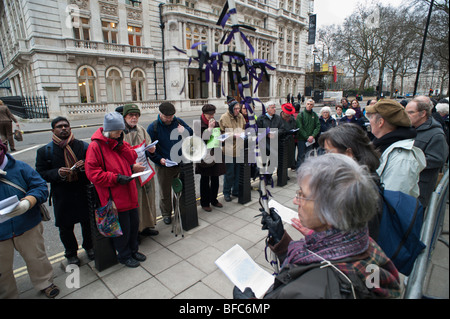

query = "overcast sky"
[314, 0, 404, 28]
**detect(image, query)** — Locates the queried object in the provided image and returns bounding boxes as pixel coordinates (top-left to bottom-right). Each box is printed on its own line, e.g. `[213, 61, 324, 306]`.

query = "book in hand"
[215, 244, 274, 299]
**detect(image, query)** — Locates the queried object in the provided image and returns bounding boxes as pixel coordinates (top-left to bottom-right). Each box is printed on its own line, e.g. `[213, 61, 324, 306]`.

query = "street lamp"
[312, 48, 318, 100]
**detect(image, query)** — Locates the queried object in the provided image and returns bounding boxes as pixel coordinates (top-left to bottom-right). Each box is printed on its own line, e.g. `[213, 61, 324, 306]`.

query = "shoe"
[41, 283, 60, 299]
[163, 217, 172, 225]
[232, 193, 239, 197]
[11, 149, 17, 152]
[121, 257, 140, 268]
[140, 228, 159, 236]
[67, 256, 80, 266]
[224, 195, 232, 202]
[132, 252, 147, 262]
[202, 206, 212, 212]
[211, 202, 223, 208]
[86, 249, 95, 260]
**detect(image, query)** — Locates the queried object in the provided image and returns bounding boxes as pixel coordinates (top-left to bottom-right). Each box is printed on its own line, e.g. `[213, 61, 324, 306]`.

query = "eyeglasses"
[295, 189, 315, 203]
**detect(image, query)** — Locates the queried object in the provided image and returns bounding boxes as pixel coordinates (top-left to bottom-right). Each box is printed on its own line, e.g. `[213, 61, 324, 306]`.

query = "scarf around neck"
[282, 227, 370, 268]
[52, 132, 78, 181]
[372, 126, 416, 154]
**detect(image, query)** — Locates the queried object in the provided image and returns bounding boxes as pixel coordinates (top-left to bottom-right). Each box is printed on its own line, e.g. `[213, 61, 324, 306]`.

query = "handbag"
[93, 140, 122, 237]
[94, 189, 122, 237]
[0, 177, 51, 221]
[14, 129, 23, 141]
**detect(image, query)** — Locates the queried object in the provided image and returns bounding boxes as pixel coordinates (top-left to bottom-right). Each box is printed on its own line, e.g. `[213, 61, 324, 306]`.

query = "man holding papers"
[0, 139, 59, 299]
[147, 102, 193, 225]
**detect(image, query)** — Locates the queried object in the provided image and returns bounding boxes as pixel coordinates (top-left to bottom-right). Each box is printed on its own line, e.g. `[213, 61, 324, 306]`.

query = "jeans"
[223, 158, 240, 197]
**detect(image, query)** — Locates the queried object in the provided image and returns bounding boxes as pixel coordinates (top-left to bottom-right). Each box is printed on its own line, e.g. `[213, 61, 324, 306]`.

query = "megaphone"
[181, 135, 207, 162]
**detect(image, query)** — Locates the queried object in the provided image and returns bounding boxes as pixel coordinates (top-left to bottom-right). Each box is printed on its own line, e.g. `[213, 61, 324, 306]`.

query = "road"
[11, 114, 205, 272]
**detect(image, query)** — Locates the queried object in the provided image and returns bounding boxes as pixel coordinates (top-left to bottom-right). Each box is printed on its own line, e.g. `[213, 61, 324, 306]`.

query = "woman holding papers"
[195, 104, 226, 212]
[85, 112, 146, 268]
[244, 154, 401, 299]
[0, 139, 60, 298]
[122, 104, 158, 238]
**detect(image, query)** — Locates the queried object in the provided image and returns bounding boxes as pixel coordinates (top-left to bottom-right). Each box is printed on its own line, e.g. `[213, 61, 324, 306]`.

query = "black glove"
[114, 131, 124, 146]
[261, 207, 284, 244]
[233, 286, 256, 299]
[117, 174, 133, 185]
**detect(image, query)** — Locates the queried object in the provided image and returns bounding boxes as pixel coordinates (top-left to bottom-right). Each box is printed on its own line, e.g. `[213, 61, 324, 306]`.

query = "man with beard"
[36, 117, 93, 266]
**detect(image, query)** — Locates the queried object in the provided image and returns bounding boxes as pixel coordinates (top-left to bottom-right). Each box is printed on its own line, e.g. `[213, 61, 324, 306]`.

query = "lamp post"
[312, 47, 318, 99]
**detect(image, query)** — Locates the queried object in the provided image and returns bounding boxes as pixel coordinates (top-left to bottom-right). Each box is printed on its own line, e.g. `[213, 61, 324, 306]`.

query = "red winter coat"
[85, 127, 138, 212]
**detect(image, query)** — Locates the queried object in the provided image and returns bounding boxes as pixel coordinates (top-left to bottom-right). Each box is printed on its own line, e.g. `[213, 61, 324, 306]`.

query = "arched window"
[106, 67, 123, 102]
[277, 79, 282, 97]
[131, 68, 145, 101]
[78, 66, 96, 103]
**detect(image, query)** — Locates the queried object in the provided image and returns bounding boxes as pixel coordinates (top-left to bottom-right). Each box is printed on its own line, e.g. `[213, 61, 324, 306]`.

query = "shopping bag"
[94, 198, 122, 237]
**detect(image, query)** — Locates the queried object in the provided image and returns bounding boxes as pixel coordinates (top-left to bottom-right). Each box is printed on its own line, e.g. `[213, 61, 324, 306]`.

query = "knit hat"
[366, 99, 411, 127]
[103, 112, 125, 132]
[159, 102, 176, 116]
[281, 103, 295, 115]
[123, 104, 141, 117]
[228, 99, 239, 114]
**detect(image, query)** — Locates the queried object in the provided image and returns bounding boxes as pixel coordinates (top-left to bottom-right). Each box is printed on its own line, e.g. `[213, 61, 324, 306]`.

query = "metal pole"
[413, 0, 434, 97]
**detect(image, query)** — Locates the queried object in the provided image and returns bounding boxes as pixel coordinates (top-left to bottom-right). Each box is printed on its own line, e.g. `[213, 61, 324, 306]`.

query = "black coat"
[195, 117, 226, 177]
[36, 139, 91, 227]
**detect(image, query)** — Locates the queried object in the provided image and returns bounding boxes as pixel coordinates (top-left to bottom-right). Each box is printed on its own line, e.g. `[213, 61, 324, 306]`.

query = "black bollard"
[277, 136, 289, 187]
[178, 162, 199, 231]
[86, 184, 118, 272]
[239, 138, 251, 204]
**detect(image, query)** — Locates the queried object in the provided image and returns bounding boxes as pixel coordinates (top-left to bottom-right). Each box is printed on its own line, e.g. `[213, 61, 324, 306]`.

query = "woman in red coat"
[85, 111, 146, 268]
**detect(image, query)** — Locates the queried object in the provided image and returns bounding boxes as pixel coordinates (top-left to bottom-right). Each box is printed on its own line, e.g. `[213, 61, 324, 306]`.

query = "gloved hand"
[261, 207, 284, 244]
[117, 174, 133, 185]
[115, 131, 124, 146]
[233, 286, 256, 299]
[9, 199, 31, 218]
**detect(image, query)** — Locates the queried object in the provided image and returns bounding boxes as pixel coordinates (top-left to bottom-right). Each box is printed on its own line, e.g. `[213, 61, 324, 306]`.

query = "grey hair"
[297, 153, 379, 231]
[436, 103, 449, 115]
[411, 97, 432, 118]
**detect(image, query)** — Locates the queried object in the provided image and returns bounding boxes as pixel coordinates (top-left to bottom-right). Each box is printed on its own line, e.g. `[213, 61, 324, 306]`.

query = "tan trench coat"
[123, 124, 157, 231]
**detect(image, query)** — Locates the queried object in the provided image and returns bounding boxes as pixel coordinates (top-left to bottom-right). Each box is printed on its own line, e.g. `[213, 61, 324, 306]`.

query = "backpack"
[377, 188, 426, 276]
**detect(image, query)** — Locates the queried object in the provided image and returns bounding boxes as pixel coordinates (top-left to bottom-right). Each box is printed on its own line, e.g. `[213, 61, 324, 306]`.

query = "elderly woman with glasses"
[234, 153, 400, 299]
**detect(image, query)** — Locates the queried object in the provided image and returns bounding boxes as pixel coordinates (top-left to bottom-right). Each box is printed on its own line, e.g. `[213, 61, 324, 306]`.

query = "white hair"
[266, 100, 277, 107]
[435, 103, 449, 115]
[320, 106, 332, 115]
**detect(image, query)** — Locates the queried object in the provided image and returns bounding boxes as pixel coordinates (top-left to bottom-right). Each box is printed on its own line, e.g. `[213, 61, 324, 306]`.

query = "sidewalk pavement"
[13, 109, 449, 300]
[14, 167, 449, 299]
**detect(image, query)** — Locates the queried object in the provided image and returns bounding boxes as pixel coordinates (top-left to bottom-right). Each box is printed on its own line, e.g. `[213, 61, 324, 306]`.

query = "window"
[128, 25, 142, 46]
[131, 69, 145, 101]
[102, 21, 118, 44]
[126, 0, 141, 7]
[78, 66, 96, 103]
[73, 17, 90, 41]
[185, 1, 195, 8]
[186, 26, 192, 49]
[106, 68, 123, 102]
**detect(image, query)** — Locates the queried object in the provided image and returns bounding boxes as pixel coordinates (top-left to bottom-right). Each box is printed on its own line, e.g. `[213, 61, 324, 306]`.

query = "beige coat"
[219, 111, 246, 158]
[123, 124, 157, 231]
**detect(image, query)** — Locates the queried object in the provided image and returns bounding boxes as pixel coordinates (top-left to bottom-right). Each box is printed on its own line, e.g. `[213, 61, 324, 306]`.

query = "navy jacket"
[0, 154, 49, 240]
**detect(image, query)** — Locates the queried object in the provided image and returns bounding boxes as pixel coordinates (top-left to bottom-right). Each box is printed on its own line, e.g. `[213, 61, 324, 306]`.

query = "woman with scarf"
[122, 104, 158, 238]
[235, 153, 400, 299]
[35, 117, 93, 266]
[196, 104, 226, 211]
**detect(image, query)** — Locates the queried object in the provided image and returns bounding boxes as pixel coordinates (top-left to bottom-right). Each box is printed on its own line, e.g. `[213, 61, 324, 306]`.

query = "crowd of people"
[0, 94, 448, 299]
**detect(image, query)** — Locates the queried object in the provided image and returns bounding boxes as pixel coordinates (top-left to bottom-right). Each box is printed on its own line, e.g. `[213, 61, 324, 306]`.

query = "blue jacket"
[147, 115, 193, 167]
[0, 154, 49, 240]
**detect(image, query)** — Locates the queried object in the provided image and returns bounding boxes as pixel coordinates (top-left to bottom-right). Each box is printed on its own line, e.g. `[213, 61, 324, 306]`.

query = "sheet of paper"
[131, 170, 153, 179]
[305, 138, 315, 147]
[144, 140, 158, 150]
[216, 133, 231, 142]
[165, 159, 178, 167]
[268, 199, 297, 225]
[0, 195, 20, 216]
[215, 244, 274, 299]
[132, 141, 156, 185]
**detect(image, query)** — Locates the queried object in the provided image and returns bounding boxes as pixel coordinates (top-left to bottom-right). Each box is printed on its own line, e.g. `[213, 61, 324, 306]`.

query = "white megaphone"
[181, 135, 207, 162]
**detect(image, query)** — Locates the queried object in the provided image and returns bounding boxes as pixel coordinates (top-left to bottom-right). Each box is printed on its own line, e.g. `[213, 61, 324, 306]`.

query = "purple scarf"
[282, 227, 370, 268]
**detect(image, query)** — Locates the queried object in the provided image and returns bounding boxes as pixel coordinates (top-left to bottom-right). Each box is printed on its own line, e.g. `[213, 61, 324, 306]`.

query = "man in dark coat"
[35, 117, 93, 266]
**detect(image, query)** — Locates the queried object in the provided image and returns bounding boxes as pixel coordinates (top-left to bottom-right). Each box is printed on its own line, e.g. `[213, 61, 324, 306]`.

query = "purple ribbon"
[219, 8, 236, 28]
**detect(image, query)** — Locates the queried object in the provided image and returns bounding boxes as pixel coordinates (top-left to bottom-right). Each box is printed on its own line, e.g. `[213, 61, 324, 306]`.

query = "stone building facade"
[0, 0, 314, 118]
